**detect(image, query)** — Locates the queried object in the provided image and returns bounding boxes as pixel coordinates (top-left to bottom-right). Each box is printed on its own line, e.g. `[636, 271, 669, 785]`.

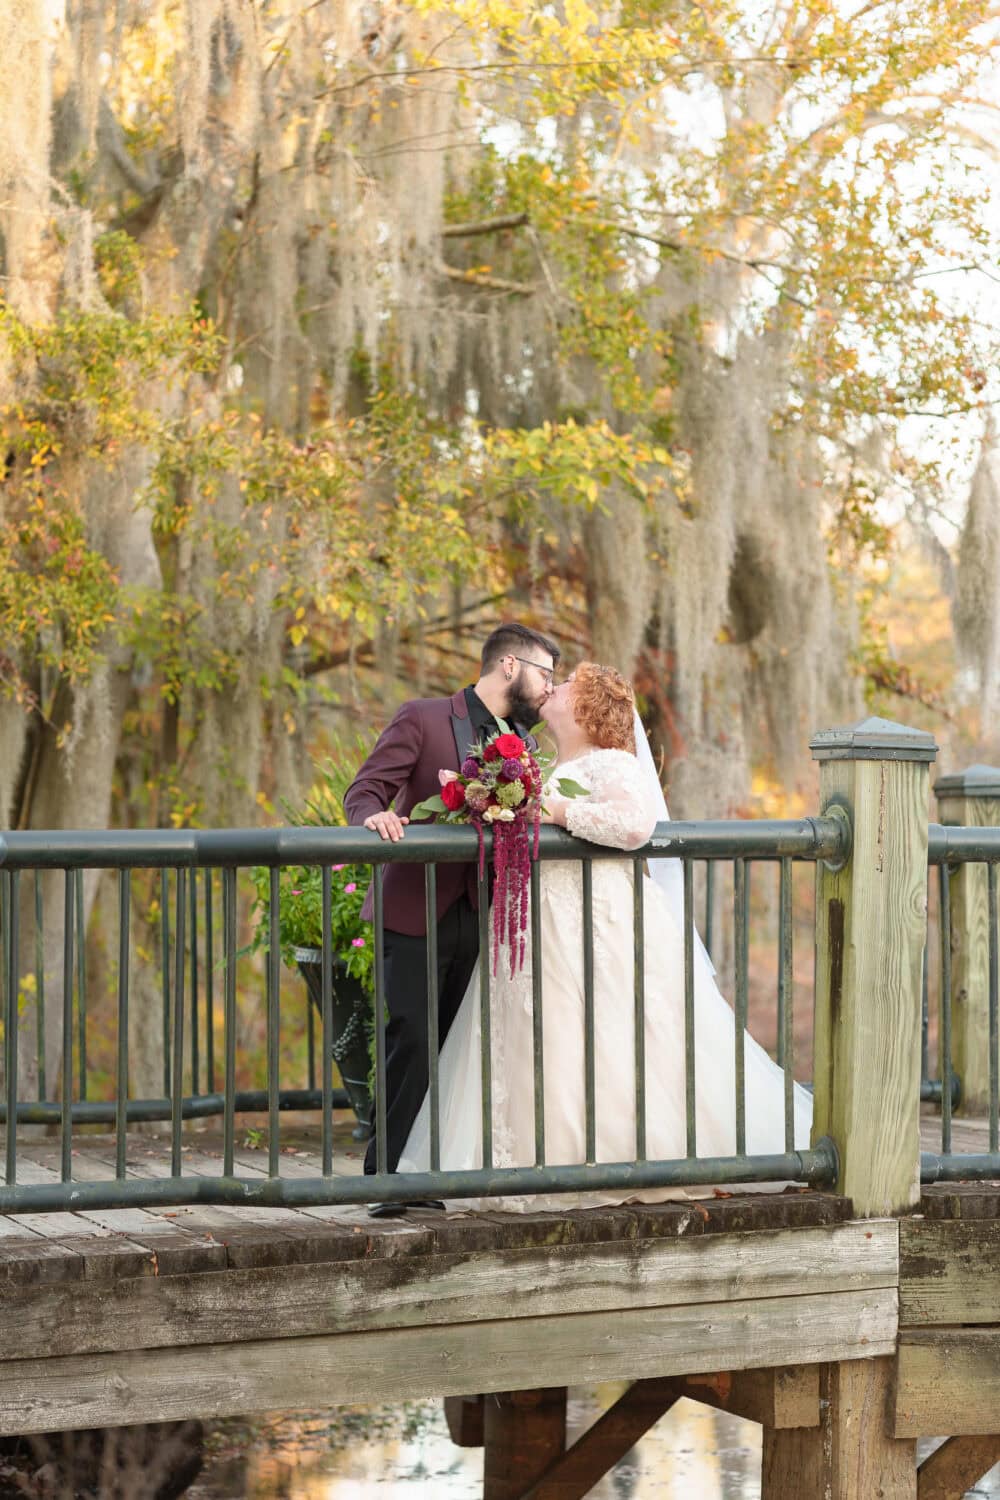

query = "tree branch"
[442, 212, 530, 238]
[437, 261, 537, 294]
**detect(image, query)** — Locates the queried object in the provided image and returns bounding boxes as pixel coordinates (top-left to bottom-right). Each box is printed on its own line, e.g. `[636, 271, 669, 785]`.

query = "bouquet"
[411, 724, 587, 976]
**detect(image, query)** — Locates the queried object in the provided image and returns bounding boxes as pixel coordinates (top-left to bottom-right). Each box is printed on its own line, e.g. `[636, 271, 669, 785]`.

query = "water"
[192, 1391, 763, 1498]
[191, 1395, 1000, 1498]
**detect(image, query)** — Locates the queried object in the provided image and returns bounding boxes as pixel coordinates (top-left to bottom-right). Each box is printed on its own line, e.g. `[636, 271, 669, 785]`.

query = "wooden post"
[811, 715, 936, 1217]
[482, 1388, 567, 1500]
[934, 765, 1000, 1115]
[763, 1358, 915, 1499]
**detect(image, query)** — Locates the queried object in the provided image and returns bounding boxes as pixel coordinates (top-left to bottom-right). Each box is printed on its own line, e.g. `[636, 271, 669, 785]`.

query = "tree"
[1, 0, 997, 1090]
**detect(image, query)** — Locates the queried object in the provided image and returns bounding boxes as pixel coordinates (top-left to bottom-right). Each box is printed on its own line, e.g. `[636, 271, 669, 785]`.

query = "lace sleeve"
[561, 751, 658, 851]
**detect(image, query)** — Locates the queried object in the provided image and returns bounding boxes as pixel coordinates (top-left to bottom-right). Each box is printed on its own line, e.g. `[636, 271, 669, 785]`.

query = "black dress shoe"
[367, 1199, 446, 1218]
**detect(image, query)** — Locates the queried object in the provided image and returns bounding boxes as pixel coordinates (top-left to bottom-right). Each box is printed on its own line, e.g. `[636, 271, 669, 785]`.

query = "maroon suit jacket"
[344, 689, 483, 937]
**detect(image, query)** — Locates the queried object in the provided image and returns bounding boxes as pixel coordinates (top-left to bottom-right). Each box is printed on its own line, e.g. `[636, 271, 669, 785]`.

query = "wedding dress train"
[397, 747, 813, 1210]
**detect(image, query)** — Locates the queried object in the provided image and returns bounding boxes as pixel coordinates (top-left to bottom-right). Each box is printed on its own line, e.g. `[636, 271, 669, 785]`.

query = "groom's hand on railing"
[364, 810, 410, 842]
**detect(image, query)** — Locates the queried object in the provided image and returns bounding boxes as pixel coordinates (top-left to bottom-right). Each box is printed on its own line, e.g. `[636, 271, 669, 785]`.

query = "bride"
[397, 661, 813, 1209]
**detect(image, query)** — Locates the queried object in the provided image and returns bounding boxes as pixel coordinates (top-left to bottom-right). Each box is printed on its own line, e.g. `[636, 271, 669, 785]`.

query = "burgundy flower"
[501, 757, 524, 781]
[461, 756, 480, 778]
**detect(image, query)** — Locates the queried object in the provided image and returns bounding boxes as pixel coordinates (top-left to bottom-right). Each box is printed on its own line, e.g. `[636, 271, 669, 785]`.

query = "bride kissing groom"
[348, 632, 813, 1216]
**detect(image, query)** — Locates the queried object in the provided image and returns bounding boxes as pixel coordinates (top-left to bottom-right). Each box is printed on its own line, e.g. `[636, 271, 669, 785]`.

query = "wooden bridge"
[5, 718, 1000, 1498]
[0, 1122, 998, 1497]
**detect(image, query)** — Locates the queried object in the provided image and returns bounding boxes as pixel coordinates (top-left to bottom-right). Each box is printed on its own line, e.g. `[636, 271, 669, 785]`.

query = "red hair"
[572, 662, 636, 753]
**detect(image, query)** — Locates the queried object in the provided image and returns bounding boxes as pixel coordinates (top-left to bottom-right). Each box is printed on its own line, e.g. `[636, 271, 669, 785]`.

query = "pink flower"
[439, 768, 459, 786]
[331, 863, 346, 871]
[352, 936, 366, 947]
[291, 888, 302, 895]
[344, 882, 356, 893]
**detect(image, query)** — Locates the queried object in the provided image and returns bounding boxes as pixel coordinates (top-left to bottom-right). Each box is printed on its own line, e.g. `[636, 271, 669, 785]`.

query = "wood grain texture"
[916, 1434, 1000, 1500]
[900, 1218, 1000, 1325]
[896, 1330, 1000, 1437]
[764, 1358, 916, 1499]
[672, 1364, 820, 1429]
[937, 794, 998, 1116]
[0, 1287, 898, 1436]
[814, 756, 928, 1216]
[0, 1220, 898, 1361]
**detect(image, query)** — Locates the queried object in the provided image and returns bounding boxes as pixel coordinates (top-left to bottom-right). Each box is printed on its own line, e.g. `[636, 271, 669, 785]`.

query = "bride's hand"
[540, 799, 568, 827]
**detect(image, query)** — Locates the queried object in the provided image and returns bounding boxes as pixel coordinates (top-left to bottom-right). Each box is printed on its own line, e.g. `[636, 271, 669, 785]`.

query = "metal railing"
[0, 818, 845, 1213]
[921, 823, 1000, 1184]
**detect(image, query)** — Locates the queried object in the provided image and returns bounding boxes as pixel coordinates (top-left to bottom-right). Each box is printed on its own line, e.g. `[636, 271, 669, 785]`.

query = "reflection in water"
[191, 1398, 1000, 1498]
[192, 1391, 765, 1498]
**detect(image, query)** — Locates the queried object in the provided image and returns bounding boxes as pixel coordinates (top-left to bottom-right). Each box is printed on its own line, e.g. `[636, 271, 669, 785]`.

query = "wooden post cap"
[934, 765, 1000, 799]
[810, 715, 938, 764]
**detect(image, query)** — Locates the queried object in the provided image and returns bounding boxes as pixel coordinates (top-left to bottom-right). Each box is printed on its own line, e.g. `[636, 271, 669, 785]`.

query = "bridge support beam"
[482, 1387, 567, 1500]
[763, 1358, 915, 1499]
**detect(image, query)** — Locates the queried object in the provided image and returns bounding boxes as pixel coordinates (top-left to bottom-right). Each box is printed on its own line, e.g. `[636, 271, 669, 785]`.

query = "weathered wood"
[920, 1183, 1000, 1220]
[443, 1394, 484, 1447]
[672, 1364, 820, 1429]
[812, 720, 935, 1216]
[522, 1380, 679, 1499]
[0, 1287, 897, 1435]
[896, 1330, 1000, 1437]
[0, 1237, 82, 1284]
[916, 1434, 1000, 1499]
[764, 1358, 915, 1499]
[483, 1388, 567, 1500]
[0, 1221, 899, 1361]
[900, 1217, 1000, 1325]
[936, 781, 1000, 1115]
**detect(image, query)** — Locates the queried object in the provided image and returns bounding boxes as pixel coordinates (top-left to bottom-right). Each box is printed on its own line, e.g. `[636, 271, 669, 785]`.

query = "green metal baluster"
[189, 866, 199, 1098]
[205, 870, 215, 1096]
[583, 860, 595, 1165]
[779, 857, 794, 1153]
[478, 868, 493, 1170]
[531, 860, 546, 1167]
[939, 863, 953, 1156]
[321, 867, 333, 1177]
[425, 864, 440, 1173]
[171, 869, 186, 1178]
[373, 868, 388, 1177]
[734, 858, 748, 1156]
[161, 869, 171, 1097]
[988, 862, 997, 1154]
[34, 871, 45, 1100]
[222, 868, 237, 1178]
[267, 867, 280, 1177]
[683, 858, 696, 1158]
[61, 871, 74, 1182]
[5, 872, 19, 1185]
[116, 870, 130, 1180]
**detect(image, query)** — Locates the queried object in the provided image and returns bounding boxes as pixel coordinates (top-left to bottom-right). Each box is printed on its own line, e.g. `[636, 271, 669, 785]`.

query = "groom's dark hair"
[481, 623, 561, 673]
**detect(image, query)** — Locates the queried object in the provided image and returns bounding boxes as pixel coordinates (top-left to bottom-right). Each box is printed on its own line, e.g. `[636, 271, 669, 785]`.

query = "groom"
[344, 622, 559, 1204]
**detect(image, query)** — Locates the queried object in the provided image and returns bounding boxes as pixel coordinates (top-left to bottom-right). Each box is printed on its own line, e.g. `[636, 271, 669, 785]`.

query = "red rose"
[483, 742, 501, 762]
[494, 732, 525, 758]
[440, 779, 466, 812]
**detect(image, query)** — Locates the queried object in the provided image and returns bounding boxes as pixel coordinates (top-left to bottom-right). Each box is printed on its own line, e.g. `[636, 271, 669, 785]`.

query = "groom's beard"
[505, 672, 546, 729]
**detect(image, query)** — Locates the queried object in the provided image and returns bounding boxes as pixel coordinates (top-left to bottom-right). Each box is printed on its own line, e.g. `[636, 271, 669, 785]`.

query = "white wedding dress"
[397, 747, 813, 1210]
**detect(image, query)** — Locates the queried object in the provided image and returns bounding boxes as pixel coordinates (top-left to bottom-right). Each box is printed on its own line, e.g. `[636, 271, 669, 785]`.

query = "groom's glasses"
[509, 655, 556, 687]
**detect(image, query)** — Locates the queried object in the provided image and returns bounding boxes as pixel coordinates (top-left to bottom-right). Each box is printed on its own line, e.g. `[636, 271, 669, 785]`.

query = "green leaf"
[555, 777, 589, 798]
[410, 793, 448, 819]
[495, 715, 512, 733]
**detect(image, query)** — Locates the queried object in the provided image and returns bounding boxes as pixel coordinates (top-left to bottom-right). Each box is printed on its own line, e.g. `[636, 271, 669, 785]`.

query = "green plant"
[249, 741, 375, 990]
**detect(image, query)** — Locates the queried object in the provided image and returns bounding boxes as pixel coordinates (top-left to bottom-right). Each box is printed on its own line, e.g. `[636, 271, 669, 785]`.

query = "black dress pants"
[363, 895, 479, 1176]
